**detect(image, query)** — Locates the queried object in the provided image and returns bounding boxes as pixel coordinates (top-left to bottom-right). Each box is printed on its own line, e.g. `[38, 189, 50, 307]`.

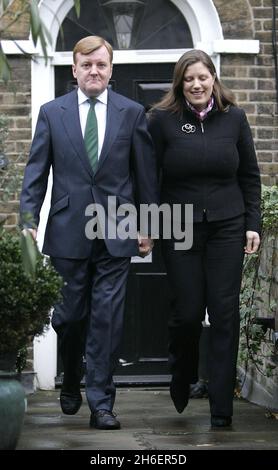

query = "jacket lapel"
[60, 90, 94, 178]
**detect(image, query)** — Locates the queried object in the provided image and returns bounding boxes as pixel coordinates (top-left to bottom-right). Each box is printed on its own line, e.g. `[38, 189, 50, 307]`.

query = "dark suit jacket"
[20, 89, 158, 258]
[148, 104, 261, 233]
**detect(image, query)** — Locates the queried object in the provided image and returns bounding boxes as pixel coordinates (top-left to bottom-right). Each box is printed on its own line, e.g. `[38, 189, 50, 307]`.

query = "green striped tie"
[84, 98, 98, 173]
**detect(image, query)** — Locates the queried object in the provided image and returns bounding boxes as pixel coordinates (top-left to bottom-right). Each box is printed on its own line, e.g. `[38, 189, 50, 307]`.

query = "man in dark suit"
[20, 36, 158, 430]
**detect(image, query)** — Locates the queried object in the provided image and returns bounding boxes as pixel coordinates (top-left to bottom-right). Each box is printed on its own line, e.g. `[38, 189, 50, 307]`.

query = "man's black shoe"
[60, 390, 82, 415]
[211, 415, 232, 427]
[90, 410, 121, 430]
[170, 378, 190, 414]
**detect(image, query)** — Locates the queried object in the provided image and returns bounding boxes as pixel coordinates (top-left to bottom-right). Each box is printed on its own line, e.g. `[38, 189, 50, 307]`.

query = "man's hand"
[138, 234, 154, 258]
[22, 228, 37, 241]
[244, 231, 260, 254]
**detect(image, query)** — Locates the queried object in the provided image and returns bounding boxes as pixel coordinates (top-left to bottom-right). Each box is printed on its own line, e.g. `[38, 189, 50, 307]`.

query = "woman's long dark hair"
[151, 49, 236, 114]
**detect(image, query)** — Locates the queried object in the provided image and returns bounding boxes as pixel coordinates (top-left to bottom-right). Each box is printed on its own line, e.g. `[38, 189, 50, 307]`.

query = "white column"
[32, 57, 57, 390]
[33, 319, 57, 390]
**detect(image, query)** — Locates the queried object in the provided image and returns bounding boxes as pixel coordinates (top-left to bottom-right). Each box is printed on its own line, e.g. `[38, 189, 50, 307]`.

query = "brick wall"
[0, 56, 31, 226]
[215, 0, 278, 185]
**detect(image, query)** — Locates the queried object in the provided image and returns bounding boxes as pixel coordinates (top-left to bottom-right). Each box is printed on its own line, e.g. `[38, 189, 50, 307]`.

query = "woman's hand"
[244, 231, 260, 254]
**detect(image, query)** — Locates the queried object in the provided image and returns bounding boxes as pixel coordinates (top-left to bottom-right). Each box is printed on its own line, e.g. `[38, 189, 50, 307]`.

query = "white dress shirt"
[77, 88, 108, 159]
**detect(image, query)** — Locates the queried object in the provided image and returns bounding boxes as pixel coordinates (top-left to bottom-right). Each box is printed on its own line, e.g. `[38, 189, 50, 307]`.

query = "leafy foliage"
[239, 185, 278, 381]
[0, 114, 9, 153]
[0, 112, 38, 277]
[20, 228, 38, 277]
[0, 43, 10, 82]
[239, 254, 276, 378]
[261, 185, 278, 231]
[0, 226, 63, 355]
[0, 0, 80, 81]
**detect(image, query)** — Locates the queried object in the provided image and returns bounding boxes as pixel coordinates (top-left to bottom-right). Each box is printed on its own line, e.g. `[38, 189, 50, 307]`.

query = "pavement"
[17, 387, 278, 453]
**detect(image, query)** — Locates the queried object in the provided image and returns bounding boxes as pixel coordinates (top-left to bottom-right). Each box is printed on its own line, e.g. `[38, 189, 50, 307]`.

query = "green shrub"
[0, 227, 63, 355]
[239, 185, 278, 379]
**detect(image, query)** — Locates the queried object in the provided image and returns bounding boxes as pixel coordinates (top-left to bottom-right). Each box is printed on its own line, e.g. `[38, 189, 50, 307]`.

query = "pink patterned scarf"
[186, 96, 214, 121]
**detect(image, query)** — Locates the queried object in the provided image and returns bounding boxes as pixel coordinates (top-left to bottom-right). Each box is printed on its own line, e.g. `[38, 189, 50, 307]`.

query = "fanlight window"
[56, 0, 193, 51]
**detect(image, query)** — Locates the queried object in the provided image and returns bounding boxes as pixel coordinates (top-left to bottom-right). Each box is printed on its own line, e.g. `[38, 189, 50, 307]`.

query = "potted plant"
[0, 225, 62, 449]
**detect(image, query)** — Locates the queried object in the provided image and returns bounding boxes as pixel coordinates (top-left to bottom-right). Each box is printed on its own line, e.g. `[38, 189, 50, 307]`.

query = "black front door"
[55, 62, 175, 383]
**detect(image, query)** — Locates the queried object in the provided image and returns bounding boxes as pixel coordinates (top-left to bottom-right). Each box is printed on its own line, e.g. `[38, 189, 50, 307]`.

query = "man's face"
[72, 45, 112, 97]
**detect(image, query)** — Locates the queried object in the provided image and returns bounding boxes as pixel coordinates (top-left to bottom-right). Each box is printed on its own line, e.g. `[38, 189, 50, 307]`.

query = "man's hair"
[73, 36, 113, 64]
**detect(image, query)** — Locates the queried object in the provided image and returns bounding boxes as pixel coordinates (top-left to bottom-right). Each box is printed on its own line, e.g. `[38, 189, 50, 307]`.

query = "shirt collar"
[77, 88, 108, 105]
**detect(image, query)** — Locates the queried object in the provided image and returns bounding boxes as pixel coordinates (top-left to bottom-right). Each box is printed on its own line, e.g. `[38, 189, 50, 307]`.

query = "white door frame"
[30, 0, 256, 389]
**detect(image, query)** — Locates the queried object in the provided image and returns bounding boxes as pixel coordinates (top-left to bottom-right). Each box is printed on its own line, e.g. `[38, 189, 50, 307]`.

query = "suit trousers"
[51, 239, 130, 412]
[162, 214, 245, 417]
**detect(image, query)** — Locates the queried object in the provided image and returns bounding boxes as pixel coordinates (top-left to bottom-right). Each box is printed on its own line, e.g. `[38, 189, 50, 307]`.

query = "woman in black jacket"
[148, 49, 261, 427]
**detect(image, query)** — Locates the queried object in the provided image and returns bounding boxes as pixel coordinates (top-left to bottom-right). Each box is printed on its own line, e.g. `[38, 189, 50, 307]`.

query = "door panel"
[119, 271, 171, 377]
[112, 65, 173, 380]
[135, 81, 171, 110]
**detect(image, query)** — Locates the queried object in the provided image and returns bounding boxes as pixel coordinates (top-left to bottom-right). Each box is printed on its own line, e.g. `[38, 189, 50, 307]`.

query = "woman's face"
[182, 61, 215, 111]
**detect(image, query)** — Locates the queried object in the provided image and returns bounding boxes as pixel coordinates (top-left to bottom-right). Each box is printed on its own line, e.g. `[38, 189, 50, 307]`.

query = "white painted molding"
[3, 40, 260, 59]
[31, 57, 54, 134]
[172, 0, 223, 45]
[213, 39, 260, 54]
[39, 0, 73, 50]
[53, 49, 191, 65]
[1, 39, 36, 54]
